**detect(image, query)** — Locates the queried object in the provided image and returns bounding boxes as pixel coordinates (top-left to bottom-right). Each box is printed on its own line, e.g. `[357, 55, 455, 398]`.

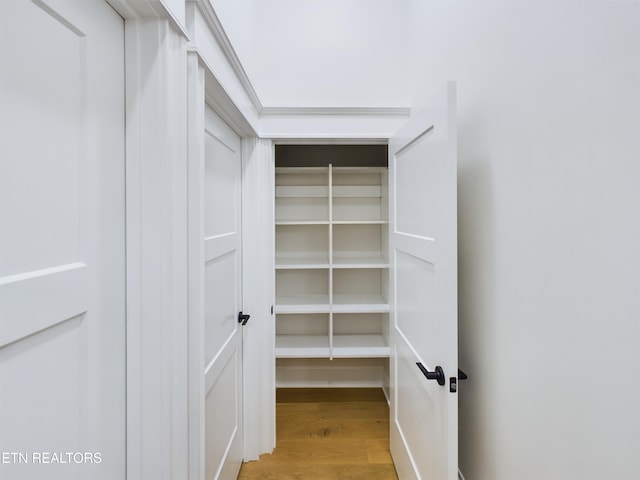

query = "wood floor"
[237, 388, 398, 480]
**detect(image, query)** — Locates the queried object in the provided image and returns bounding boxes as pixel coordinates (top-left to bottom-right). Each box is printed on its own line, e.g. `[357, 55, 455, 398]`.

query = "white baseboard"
[459, 469, 466, 480]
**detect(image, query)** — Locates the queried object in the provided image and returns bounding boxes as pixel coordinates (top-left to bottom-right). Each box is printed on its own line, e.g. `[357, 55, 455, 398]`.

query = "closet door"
[388, 82, 458, 480]
[202, 106, 244, 480]
[0, 1, 125, 479]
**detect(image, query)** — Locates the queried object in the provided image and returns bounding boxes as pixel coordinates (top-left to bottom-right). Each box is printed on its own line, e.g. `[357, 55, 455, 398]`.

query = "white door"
[202, 106, 244, 480]
[0, 1, 125, 479]
[389, 82, 458, 480]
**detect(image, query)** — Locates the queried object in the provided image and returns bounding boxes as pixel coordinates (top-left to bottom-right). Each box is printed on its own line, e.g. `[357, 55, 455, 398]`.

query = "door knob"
[416, 363, 445, 386]
[238, 311, 250, 326]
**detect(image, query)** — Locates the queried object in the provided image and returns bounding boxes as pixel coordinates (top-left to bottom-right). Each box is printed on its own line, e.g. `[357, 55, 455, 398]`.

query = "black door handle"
[238, 311, 250, 326]
[416, 363, 445, 386]
[458, 369, 468, 380]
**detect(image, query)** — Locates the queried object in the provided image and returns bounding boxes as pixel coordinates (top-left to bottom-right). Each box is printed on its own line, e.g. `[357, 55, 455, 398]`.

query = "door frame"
[186, 48, 268, 478]
[104, 2, 196, 477]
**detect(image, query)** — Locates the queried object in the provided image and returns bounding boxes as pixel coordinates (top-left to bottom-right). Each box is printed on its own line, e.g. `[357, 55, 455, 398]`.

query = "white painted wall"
[212, 0, 412, 108]
[406, 1, 640, 478]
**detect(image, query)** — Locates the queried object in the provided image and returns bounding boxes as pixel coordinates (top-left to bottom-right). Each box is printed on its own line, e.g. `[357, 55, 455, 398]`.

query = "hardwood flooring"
[237, 388, 398, 480]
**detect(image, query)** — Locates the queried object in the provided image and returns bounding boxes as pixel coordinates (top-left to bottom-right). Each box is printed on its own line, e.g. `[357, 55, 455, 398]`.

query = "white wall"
[212, 0, 412, 108]
[407, 1, 640, 478]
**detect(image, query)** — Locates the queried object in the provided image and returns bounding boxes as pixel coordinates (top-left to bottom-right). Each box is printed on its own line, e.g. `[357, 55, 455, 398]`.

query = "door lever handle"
[458, 369, 468, 380]
[416, 363, 445, 386]
[238, 311, 250, 326]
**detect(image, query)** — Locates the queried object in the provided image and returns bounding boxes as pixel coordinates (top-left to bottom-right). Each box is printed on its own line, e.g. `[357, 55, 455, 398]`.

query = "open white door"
[0, 1, 125, 479]
[389, 82, 458, 480]
[201, 106, 244, 480]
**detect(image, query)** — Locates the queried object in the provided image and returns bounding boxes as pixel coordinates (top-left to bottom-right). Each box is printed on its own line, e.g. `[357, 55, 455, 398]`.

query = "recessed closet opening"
[274, 144, 391, 399]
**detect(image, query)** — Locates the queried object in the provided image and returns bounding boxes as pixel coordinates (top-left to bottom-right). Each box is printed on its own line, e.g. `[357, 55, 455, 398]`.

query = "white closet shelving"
[275, 164, 389, 361]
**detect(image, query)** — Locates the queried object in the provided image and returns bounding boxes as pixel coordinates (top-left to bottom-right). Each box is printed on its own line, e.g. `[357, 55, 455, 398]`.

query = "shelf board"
[332, 220, 388, 225]
[275, 257, 330, 269]
[276, 167, 328, 175]
[275, 295, 331, 314]
[275, 335, 390, 358]
[275, 295, 388, 313]
[276, 335, 330, 358]
[332, 294, 390, 313]
[332, 166, 387, 174]
[332, 335, 390, 358]
[332, 257, 389, 269]
[332, 185, 382, 198]
[276, 186, 328, 198]
[276, 220, 330, 225]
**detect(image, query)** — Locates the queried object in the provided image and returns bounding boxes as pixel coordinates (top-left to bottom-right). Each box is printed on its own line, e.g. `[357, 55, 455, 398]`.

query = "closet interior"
[274, 145, 390, 393]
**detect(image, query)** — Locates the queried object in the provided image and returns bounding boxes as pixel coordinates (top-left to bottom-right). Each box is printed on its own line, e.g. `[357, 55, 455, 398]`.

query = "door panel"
[395, 127, 447, 239]
[205, 131, 239, 237]
[0, 1, 125, 479]
[396, 339, 437, 479]
[205, 344, 242, 480]
[205, 252, 237, 362]
[202, 105, 243, 480]
[389, 82, 458, 480]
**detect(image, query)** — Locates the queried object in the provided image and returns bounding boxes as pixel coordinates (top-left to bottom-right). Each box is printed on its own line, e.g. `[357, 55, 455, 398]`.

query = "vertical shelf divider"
[328, 164, 334, 360]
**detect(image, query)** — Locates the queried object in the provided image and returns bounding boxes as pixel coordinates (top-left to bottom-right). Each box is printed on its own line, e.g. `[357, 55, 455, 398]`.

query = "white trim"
[186, 50, 206, 480]
[273, 137, 389, 145]
[241, 137, 277, 460]
[186, 4, 261, 134]
[459, 469, 466, 480]
[261, 107, 411, 117]
[192, 0, 263, 112]
[125, 19, 189, 480]
[108, 0, 190, 38]
[259, 114, 409, 140]
[0, 262, 85, 286]
[186, 45, 256, 137]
